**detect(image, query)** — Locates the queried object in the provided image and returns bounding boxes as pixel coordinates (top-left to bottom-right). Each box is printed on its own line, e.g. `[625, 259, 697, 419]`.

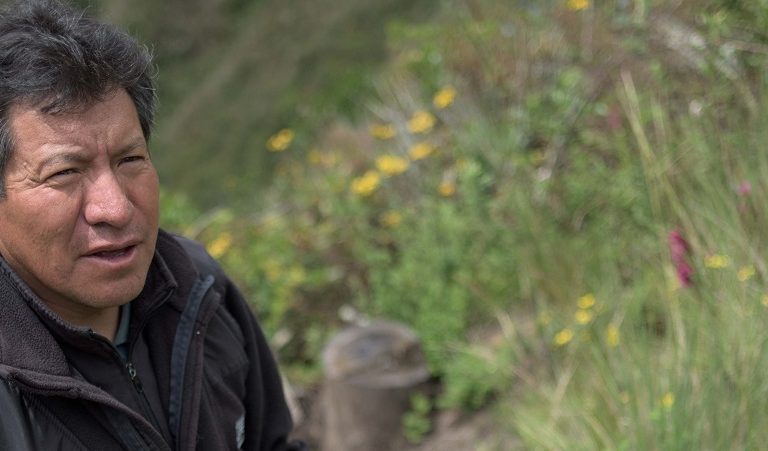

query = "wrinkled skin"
[0, 89, 159, 338]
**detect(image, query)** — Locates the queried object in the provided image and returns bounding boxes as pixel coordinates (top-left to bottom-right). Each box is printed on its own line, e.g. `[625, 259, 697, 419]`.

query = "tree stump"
[321, 320, 430, 451]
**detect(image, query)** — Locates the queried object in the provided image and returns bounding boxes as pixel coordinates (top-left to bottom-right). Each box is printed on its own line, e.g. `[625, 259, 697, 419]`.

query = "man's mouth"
[86, 244, 139, 260]
[91, 245, 135, 259]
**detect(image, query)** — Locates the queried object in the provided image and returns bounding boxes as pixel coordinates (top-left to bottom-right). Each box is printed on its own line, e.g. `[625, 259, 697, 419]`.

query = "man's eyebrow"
[36, 151, 89, 170]
[113, 136, 148, 157]
[36, 136, 148, 169]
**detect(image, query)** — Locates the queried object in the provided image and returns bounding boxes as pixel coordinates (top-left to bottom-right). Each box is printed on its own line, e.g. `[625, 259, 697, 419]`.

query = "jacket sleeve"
[221, 277, 308, 451]
[0, 380, 37, 451]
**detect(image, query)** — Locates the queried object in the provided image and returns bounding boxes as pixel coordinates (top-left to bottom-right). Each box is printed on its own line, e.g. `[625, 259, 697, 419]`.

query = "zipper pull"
[126, 362, 144, 393]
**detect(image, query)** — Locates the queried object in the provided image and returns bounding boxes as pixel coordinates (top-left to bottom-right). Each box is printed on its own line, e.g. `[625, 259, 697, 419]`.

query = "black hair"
[0, 0, 156, 194]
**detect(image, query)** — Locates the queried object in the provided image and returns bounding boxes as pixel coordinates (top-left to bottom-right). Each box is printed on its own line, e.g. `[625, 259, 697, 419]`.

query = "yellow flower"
[369, 123, 396, 140]
[351, 170, 381, 196]
[575, 310, 593, 325]
[408, 110, 436, 134]
[266, 128, 294, 152]
[381, 210, 403, 228]
[408, 142, 435, 160]
[705, 254, 730, 269]
[762, 295, 768, 308]
[438, 180, 456, 197]
[578, 293, 596, 309]
[738, 265, 755, 282]
[207, 232, 233, 259]
[566, 0, 590, 11]
[606, 324, 620, 347]
[376, 155, 409, 176]
[661, 392, 675, 408]
[554, 328, 574, 347]
[433, 85, 457, 109]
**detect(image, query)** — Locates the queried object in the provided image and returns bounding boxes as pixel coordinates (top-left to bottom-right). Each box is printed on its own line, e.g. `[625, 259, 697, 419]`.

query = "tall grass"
[504, 2, 768, 447]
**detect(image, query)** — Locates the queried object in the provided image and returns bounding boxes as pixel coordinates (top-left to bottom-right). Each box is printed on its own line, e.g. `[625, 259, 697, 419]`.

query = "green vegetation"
[403, 393, 433, 443]
[90, 0, 437, 207]
[151, 0, 768, 447]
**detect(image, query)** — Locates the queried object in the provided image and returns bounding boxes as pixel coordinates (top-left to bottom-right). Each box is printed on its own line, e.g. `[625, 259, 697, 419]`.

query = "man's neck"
[42, 301, 122, 341]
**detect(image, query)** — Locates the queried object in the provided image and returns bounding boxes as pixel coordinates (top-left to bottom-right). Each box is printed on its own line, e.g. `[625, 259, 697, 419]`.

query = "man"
[0, 1, 305, 449]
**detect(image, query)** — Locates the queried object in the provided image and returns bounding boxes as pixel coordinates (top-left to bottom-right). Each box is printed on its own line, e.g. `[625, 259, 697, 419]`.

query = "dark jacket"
[0, 230, 305, 450]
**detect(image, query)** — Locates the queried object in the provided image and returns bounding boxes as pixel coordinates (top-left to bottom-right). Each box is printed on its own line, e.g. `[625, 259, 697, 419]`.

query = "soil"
[289, 383, 521, 451]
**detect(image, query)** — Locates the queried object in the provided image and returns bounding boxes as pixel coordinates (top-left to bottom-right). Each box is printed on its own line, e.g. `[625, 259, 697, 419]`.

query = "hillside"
[89, 0, 768, 448]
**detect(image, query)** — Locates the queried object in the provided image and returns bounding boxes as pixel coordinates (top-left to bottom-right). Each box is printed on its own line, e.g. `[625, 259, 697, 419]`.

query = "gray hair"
[0, 0, 157, 195]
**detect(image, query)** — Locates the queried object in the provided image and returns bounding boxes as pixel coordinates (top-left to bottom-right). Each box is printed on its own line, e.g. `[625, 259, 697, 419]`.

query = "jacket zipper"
[71, 330, 170, 450]
[121, 287, 175, 443]
[85, 298, 172, 449]
[125, 361, 165, 437]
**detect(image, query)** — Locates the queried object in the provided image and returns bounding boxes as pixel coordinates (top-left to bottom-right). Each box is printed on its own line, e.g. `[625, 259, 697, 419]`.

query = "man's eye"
[49, 168, 78, 179]
[121, 155, 146, 164]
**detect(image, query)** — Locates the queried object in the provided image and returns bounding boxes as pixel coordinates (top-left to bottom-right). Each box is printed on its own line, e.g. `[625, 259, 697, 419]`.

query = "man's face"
[0, 89, 159, 318]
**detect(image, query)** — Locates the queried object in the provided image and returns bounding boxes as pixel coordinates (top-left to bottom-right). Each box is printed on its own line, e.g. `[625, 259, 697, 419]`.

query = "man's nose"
[83, 171, 133, 228]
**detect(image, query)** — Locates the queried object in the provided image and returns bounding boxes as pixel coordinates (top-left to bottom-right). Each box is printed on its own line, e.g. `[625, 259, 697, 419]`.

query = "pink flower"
[668, 230, 693, 287]
[738, 181, 752, 215]
[739, 181, 752, 196]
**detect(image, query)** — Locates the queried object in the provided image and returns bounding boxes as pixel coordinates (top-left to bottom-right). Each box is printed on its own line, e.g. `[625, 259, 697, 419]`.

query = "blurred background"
[62, 0, 768, 448]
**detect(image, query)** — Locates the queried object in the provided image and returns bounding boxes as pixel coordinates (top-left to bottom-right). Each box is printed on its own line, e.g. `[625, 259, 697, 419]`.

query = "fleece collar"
[0, 232, 178, 376]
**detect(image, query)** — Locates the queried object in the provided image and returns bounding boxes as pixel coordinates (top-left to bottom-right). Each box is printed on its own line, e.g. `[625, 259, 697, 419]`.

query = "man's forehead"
[11, 98, 99, 127]
[8, 105, 86, 151]
[7, 91, 144, 162]
[11, 89, 133, 129]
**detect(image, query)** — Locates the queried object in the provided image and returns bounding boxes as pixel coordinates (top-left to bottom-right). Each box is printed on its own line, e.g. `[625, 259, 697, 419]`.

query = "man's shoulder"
[156, 229, 224, 280]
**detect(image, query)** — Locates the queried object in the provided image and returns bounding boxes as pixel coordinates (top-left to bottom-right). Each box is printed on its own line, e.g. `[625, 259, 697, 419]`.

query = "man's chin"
[74, 277, 148, 310]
